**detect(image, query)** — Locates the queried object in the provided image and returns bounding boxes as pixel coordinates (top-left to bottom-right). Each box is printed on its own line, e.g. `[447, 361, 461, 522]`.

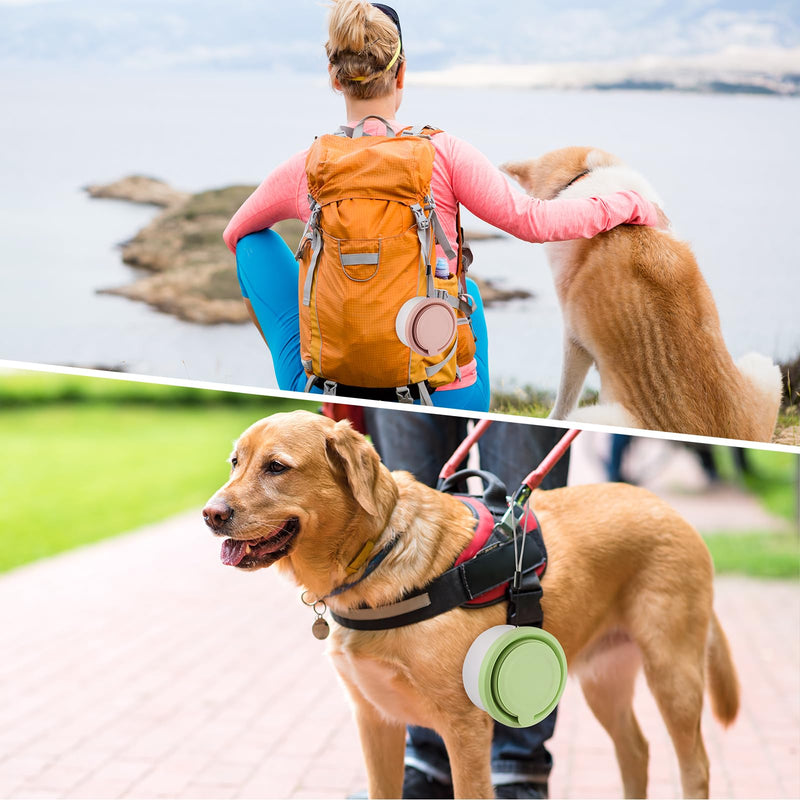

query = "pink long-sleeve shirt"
[223, 118, 658, 259]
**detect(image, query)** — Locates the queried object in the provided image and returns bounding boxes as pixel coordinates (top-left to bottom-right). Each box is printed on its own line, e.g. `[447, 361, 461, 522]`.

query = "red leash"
[438, 419, 494, 482]
[438, 420, 580, 498]
[521, 428, 581, 492]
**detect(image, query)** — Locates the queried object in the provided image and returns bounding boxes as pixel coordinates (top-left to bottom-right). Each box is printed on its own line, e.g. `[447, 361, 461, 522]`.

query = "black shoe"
[402, 765, 454, 799]
[493, 782, 549, 799]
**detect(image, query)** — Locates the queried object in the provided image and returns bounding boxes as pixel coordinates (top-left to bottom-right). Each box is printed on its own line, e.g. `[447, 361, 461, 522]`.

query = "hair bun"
[326, 0, 404, 99]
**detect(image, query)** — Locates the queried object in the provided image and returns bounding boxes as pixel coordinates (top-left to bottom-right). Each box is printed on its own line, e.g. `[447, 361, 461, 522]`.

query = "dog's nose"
[203, 500, 233, 531]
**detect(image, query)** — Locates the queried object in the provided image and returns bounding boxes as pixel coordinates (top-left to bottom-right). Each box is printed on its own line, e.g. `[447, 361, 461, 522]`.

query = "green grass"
[714, 446, 798, 522]
[0, 371, 308, 408]
[490, 385, 551, 417]
[0, 375, 318, 573]
[704, 531, 800, 580]
[490, 385, 600, 418]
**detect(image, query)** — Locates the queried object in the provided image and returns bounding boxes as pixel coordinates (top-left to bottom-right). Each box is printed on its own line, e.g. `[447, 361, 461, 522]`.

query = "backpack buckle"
[411, 204, 430, 230]
[395, 387, 413, 404]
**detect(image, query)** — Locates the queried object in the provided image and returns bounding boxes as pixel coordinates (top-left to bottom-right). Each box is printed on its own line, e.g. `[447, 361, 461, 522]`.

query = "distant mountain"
[2, 0, 799, 93]
[411, 46, 800, 96]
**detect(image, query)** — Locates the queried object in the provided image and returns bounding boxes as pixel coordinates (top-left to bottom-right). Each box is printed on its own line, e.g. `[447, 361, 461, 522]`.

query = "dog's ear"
[500, 160, 535, 191]
[325, 420, 380, 516]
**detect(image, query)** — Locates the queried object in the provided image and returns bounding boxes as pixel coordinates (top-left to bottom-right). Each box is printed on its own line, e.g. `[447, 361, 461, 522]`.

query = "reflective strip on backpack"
[340, 253, 380, 266]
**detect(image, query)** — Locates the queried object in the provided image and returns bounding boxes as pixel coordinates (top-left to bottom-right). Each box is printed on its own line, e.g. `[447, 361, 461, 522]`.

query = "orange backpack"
[294, 115, 476, 404]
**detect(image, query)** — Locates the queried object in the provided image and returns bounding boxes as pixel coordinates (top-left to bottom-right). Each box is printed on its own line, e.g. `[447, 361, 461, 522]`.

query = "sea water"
[1, 68, 798, 392]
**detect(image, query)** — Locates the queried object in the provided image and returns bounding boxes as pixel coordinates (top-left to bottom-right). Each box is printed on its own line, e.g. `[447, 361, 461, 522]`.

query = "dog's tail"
[706, 611, 740, 727]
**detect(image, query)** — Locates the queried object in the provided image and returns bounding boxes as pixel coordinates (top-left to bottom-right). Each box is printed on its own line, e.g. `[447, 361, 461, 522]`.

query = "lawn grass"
[714, 446, 798, 522]
[0, 395, 317, 574]
[0, 370, 297, 407]
[490, 386, 601, 418]
[703, 531, 800, 580]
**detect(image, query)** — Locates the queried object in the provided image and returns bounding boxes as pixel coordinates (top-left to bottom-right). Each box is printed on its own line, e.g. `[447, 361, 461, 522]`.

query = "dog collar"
[562, 169, 590, 192]
[327, 536, 399, 599]
[301, 536, 400, 640]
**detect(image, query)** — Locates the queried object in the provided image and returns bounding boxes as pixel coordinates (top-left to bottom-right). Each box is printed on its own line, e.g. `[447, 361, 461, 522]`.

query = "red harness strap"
[455, 496, 545, 606]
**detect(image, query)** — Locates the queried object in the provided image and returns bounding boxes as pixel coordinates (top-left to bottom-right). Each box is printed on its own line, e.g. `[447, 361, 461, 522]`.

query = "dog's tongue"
[221, 538, 248, 567]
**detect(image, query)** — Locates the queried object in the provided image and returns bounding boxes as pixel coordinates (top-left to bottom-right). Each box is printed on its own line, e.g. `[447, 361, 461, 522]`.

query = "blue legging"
[236, 229, 491, 411]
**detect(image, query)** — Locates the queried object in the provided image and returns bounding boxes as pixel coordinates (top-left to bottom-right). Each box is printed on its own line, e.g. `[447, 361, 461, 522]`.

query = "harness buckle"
[507, 570, 544, 628]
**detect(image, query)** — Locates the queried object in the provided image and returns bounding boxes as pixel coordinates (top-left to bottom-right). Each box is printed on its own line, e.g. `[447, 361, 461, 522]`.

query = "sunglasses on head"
[372, 3, 403, 51]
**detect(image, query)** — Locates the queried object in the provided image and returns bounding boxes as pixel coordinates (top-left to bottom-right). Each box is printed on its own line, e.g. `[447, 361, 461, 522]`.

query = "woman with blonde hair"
[224, 0, 660, 411]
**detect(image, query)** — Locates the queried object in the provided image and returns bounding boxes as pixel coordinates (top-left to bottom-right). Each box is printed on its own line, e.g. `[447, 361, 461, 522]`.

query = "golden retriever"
[203, 410, 739, 799]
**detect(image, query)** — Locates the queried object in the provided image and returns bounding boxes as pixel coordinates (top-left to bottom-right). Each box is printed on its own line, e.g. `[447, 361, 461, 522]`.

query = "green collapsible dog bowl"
[462, 625, 568, 728]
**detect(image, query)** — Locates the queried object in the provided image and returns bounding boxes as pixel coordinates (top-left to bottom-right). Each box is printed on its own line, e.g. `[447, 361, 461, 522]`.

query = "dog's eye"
[265, 460, 288, 474]
[230, 457, 238, 470]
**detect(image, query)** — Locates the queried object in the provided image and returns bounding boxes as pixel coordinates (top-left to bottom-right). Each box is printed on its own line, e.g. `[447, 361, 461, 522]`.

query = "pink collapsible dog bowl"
[395, 297, 457, 357]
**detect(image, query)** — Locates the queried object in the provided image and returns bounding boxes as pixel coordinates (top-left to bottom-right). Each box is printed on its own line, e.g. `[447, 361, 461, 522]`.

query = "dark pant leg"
[363, 408, 467, 485]
[477, 422, 571, 491]
[607, 434, 632, 482]
[475, 422, 568, 787]
[363, 413, 570, 790]
[363, 408, 466, 786]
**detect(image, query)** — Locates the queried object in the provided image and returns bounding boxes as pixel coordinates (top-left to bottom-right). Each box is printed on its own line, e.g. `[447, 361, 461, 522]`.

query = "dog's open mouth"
[220, 518, 300, 569]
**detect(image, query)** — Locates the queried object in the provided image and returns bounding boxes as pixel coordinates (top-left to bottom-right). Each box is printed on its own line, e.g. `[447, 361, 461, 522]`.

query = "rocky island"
[87, 175, 530, 325]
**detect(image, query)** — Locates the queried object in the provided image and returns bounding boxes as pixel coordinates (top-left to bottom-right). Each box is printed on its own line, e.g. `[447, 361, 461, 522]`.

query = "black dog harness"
[330, 469, 548, 631]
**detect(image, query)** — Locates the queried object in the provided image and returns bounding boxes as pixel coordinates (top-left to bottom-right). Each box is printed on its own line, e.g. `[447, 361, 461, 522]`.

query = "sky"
[1, 0, 799, 72]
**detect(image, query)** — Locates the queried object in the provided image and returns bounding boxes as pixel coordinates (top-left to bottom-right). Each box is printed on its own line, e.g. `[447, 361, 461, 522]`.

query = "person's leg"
[237, 241, 488, 409]
[477, 422, 570, 798]
[364, 414, 568, 798]
[363, 408, 467, 487]
[688, 443, 719, 482]
[478, 422, 571, 492]
[235, 229, 315, 393]
[607, 434, 633, 483]
[402, 726, 457, 799]
[363, 409, 468, 797]
[431, 278, 491, 412]
[490, 716, 557, 798]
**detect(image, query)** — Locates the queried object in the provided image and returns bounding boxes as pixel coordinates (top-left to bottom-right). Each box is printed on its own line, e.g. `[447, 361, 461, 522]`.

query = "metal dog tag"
[312, 617, 330, 640]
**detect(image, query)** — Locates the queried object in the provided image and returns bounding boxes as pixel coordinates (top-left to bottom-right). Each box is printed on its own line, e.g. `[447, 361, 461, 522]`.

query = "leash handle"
[521, 429, 581, 493]
[438, 418, 493, 484]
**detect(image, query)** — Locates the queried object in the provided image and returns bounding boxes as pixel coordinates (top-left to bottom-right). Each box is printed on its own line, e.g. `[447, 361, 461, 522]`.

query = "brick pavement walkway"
[1, 485, 798, 798]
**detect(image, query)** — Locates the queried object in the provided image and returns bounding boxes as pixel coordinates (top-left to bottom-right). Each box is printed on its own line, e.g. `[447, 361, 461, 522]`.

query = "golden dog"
[502, 147, 782, 442]
[203, 410, 739, 799]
